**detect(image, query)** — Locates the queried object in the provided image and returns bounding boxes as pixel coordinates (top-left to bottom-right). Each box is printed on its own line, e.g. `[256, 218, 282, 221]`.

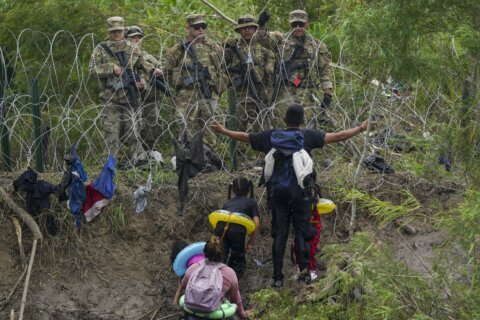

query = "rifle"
[149, 74, 174, 98]
[270, 44, 308, 105]
[181, 42, 212, 100]
[101, 43, 140, 109]
[228, 44, 263, 104]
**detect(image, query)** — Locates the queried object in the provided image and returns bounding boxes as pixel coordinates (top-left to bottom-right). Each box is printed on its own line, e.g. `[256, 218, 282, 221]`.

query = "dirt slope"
[0, 169, 462, 319]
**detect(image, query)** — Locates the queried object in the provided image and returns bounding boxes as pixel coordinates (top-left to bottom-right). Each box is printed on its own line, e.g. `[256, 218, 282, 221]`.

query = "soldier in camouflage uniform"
[257, 10, 333, 128]
[125, 26, 171, 151]
[224, 15, 275, 132]
[89, 17, 155, 166]
[166, 14, 226, 144]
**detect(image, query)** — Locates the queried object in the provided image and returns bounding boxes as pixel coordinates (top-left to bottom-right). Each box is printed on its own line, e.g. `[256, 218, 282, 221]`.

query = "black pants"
[269, 193, 312, 281]
[214, 222, 247, 278]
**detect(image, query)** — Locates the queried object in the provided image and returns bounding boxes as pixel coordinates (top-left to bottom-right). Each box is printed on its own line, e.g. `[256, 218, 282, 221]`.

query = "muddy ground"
[0, 168, 463, 319]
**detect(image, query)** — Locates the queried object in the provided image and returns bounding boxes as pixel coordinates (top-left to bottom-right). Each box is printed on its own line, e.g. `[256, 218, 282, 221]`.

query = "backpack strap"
[262, 148, 276, 184]
[218, 213, 235, 241]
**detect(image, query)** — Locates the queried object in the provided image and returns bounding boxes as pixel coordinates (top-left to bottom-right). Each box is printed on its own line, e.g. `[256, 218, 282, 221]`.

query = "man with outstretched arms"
[257, 10, 333, 128]
[211, 105, 367, 287]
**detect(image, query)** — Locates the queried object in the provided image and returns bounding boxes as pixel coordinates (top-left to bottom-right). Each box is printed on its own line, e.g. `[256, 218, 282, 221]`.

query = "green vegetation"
[252, 232, 480, 319]
[1, 0, 480, 318]
[336, 188, 421, 228]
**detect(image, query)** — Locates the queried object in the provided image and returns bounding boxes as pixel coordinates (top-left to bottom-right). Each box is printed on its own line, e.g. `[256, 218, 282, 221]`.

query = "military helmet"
[107, 16, 125, 32]
[234, 14, 259, 32]
[126, 25, 144, 38]
[289, 10, 308, 23]
[186, 14, 206, 26]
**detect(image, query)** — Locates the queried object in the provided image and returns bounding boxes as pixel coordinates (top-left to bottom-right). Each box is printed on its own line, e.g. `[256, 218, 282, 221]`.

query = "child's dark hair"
[228, 176, 254, 199]
[204, 236, 223, 262]
[170, 239, 188, 266]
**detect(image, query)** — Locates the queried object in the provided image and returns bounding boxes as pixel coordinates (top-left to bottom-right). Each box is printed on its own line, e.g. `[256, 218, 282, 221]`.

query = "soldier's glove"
[320, 93, 332, 109]
[258, 11, 270, 27]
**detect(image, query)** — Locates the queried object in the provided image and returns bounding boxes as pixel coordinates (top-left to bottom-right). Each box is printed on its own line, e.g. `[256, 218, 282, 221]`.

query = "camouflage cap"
[289, 10, 308, 23]
[126, 25, 143, 37]
[187, 14, 206, 26]
[107, 16, 125, 32]
[234, 14, 258, 32]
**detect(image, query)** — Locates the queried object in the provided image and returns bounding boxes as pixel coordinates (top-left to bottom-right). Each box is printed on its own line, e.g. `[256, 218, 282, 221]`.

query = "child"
[292, 186, 325, 282]
[214, 176, 260, 278]
[173, 236, 252, 319]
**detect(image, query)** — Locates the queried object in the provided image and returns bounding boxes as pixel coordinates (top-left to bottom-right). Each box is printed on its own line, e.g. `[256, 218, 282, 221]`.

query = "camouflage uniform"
[166, 14, 226, 144]
[126, 26, 173, 151]
[89, 17, 154, 163]
[225, 15, 275, 131]
[258, 10, 333, 128]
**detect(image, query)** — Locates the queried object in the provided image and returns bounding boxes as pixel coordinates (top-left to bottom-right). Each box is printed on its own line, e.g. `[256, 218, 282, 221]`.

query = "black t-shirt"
[248, 128, 326, 154]
[222, 196, 259, 219]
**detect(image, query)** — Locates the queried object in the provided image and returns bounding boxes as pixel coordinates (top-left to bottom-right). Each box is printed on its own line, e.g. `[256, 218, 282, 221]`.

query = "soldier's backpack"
[263, 130, 313, 198]
[184, 260, 225, 313]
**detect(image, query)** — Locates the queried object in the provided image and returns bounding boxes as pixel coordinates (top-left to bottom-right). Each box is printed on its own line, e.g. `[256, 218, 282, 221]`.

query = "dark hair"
[170, 239, 188, 265]
[204, 236, 223, 262]
[228, 176, 254, 199]
[284, 104, 305, 126]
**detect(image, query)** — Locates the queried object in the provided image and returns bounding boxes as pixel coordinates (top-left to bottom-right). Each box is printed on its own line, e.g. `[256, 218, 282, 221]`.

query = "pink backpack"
[185, 260, 225, 313]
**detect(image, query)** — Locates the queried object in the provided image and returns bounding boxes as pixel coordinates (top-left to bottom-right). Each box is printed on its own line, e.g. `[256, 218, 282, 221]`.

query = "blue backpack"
[267, 130, 305, 198]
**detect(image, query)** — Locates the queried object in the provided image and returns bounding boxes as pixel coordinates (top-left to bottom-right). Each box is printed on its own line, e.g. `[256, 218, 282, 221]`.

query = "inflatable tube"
[209, 210, 256, 236]
[316, 198, 336, 214]
[180, 295, 237, 319]
[173, 242, 206, 277]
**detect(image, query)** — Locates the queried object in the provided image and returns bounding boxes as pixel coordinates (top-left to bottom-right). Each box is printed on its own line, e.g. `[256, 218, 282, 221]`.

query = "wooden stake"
[18, 239, 38, 320]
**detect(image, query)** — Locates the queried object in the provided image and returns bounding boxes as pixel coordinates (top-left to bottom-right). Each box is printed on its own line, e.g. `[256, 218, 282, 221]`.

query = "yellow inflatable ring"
[315, 198, 336, 214]
[209, 210, 256, 236]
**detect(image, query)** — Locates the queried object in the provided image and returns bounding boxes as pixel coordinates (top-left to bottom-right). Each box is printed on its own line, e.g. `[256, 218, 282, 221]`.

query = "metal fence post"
[227, 87, 237, 171]
[0, 50, 11, 171]
[31, 79, 44, 172]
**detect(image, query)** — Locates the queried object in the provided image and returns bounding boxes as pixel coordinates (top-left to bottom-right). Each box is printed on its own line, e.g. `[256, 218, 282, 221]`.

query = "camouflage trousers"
[140, 96, 175, 151]
[174, 88, 224, 146]
[271, 87, 323, 129]
[100, 101, 144, 163]
[233, 88, 271, 132]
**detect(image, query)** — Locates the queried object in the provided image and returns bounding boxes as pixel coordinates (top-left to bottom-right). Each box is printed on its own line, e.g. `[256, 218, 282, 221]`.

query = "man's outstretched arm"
[324, 120, 368, 144]
[210, 121, 250, 142]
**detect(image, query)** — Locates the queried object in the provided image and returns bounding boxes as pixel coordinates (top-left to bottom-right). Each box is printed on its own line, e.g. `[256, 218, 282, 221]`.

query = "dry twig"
[11, 217, 26, 267]
[0, 266, 27, 312]
[200, 0, 237, 25]
[0, 187, 43, 240]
